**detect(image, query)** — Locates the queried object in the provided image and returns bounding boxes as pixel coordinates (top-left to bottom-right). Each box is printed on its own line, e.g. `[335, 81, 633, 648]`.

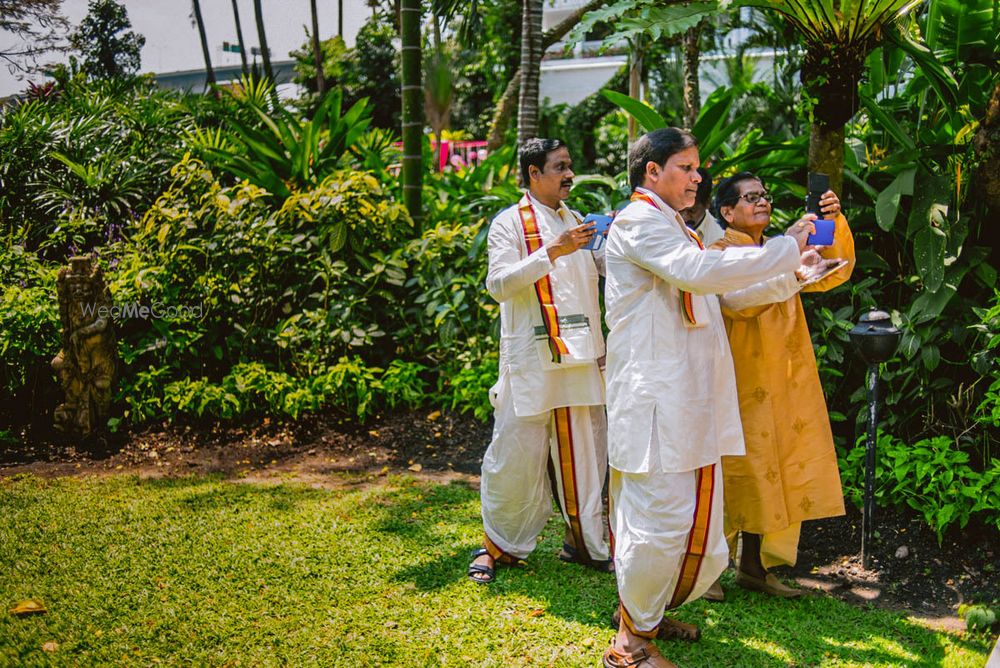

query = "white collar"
[635, 187, 680, 219]
[526, 191, 572, 223]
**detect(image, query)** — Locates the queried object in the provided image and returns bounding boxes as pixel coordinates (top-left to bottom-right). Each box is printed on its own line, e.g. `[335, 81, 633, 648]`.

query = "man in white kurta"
[468, 138, 611, 584]
[602, 128, 812, 668]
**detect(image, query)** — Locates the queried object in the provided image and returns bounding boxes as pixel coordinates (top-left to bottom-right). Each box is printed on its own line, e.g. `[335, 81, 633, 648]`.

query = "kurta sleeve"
[803, 212, 855, 293]
[624, 219, 800, 296]
[720, 272, 801, 320]
[485, 212, 554, 303]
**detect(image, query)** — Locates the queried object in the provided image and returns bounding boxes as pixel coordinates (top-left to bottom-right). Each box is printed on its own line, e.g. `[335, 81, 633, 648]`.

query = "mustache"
[561, 179, 574, 187]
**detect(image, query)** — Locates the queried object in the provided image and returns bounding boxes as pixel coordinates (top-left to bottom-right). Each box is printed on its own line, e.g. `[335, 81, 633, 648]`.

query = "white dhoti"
[611, 460, 727, 634]
[480, 375, 609, 562]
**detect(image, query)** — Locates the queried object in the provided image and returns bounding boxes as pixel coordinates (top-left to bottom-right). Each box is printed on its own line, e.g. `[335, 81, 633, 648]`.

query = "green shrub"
[442, 352, 498, 423]
[111, 156, 411, 381]
[958, 604, 997, 634]
[0, 246, 60, 404]
[839, 431, 1000, 542]
[122, 358, 429, 424]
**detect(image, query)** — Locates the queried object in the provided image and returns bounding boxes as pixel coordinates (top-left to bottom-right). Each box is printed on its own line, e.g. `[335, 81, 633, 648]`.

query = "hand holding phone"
[806, 172, 835, 246]
[582, 213, 614, 251]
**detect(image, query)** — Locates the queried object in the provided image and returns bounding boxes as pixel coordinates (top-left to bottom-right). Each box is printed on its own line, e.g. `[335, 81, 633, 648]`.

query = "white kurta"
[486, 194, 606, 415]
[479, 193, 610, 562]
[604, 188, 801, 474]
[695, 210, 725, 247]
[604, 188, 802, 632]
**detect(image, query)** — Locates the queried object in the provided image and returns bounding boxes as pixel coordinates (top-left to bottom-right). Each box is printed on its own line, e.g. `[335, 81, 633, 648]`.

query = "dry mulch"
[2, 410, 997, 635]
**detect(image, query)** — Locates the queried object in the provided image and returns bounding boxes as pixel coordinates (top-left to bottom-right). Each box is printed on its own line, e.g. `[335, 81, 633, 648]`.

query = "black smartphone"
[806, 172, 829, 216]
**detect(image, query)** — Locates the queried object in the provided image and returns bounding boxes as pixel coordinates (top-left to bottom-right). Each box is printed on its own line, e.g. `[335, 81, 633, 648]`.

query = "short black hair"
[695, 167, 713, 206]
[627, 128, 698, 191]
[711, 171, 764, 222]
[519, 138, 566, 188]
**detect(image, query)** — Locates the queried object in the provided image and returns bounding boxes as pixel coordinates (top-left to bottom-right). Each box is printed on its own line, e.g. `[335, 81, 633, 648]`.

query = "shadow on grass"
[373, 479, 986, 668]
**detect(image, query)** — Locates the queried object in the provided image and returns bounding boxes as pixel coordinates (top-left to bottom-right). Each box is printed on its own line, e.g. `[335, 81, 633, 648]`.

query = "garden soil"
[2, 410, 996, 636]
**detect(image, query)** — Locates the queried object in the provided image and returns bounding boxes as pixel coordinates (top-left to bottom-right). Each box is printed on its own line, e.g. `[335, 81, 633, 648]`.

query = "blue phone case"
[807, 218, 835, 246]
[582, 214, 614, 251]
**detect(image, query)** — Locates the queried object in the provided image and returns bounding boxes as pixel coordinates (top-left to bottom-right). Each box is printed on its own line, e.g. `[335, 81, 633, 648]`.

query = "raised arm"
[622, 217, 801, 296]
[719, 271, 801, 319]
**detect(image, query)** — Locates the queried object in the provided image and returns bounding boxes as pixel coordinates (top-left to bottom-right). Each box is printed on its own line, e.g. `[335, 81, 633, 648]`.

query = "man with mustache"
[468, 138, 613, 584]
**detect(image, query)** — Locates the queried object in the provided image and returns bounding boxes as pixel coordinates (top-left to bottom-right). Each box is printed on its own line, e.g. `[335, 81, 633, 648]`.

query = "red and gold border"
[618, 603, 659, 639]
[554, 406, 591, 563]
[667, 463, 716, 610]
[518, 197, 570, 363]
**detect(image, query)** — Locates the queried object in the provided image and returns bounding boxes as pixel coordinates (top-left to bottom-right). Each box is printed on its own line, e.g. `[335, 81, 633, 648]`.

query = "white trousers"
[480, 377, 610, 562]
[611, 462, 728, 633]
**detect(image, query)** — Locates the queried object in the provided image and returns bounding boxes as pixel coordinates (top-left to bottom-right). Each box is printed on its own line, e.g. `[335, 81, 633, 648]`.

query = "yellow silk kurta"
[710, 214, 854, 567]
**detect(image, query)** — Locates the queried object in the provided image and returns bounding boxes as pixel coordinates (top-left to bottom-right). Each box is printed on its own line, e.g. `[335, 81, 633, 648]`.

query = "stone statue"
[51, 255, 117, 436]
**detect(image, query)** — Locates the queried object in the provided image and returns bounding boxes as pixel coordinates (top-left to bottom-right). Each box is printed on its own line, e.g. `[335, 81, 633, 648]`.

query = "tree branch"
[487, 0, 609, 150]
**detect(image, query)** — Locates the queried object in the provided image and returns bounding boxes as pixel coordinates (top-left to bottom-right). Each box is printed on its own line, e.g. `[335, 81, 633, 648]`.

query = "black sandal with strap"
[467, 547, 495, 584]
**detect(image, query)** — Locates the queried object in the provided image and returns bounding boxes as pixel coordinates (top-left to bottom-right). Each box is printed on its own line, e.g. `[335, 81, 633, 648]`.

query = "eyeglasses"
[739, 191, 772, 204]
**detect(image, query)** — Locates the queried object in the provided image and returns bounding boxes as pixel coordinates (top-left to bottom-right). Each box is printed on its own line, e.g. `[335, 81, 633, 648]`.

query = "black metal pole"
[862, 363, 879, 569]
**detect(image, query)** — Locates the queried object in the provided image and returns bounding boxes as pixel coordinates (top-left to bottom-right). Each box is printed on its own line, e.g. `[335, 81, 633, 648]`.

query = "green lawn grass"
[0, 473, 991, 667]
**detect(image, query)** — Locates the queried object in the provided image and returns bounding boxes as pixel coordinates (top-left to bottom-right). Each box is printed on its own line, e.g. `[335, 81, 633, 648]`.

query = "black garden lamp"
[848, 310, 901, 569]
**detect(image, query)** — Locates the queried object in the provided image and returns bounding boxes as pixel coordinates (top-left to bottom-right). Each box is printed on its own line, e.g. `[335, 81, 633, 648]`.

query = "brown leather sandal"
[602, 642, 677, 668]
[610, 608, 701, 642]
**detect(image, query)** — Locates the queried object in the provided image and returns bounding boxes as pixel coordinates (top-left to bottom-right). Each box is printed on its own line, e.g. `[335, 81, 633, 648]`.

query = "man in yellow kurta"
[708, 171, 854, 598]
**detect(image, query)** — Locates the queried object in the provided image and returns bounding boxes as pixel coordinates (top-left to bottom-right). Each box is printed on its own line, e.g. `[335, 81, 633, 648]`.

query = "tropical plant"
[731, 0, 948, 195]
[70, 0, 144, 80]
[484, 0, 608, 149]
[838, 431, 1000, 541]
[0, 244, 60, 425]
[194, 85, 372, 200]
[571, 0, 715, 125]
[0, 74, 192, 254]
[601, 85, 757, 165]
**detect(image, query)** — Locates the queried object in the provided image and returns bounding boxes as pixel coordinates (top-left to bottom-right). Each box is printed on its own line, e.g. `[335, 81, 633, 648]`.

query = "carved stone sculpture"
[51, 256, 117, 436]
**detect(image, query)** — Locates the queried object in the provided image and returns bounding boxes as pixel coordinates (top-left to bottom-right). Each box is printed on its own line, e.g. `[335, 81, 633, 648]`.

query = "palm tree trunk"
[809, 123, 845, 196]
[309, 0, 325, 94]
[489, 0, 608, 149]
[682, 20, 703, 129]
[627, 36, 643, 143]
[973, 82, 1000, 214]
[400, 0, 423, 226]
[230, 0, 249, 76]
[192, 0, 215, 91]
[517, 0, 543, 144]
[252, 0, 274, 83]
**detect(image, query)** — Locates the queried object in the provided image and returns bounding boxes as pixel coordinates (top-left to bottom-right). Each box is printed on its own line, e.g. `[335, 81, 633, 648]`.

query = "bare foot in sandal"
[467, 548, 495, 584]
